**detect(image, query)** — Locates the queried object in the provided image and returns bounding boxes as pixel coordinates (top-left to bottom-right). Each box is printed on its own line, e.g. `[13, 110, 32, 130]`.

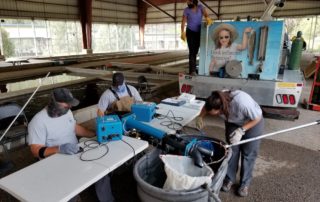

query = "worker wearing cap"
[196, 90, 264, 197]
[97, 72, 143, 116]
[181, 0, 213, 76]
[28, 88, 114, 202]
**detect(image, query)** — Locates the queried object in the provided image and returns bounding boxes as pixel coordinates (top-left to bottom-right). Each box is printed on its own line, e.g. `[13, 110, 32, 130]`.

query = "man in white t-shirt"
[28, 88, 114, 202]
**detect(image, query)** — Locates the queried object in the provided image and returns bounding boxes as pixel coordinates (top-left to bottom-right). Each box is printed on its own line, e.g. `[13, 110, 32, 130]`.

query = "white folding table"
[0, 99, 203, 201]
[145, 99, 205, 134]
[0, 136, 148, 202]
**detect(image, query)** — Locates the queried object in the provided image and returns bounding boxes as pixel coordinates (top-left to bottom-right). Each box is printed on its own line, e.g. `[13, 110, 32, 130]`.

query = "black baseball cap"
[112, 72, 124, 86]
[52, 88, 79, 106]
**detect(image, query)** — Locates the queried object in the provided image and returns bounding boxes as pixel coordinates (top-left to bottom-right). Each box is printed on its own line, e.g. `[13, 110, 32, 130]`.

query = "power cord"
[156, 110, 184, 130]
[120, 138, 137, 164]
[79, 138, 137, 162]
[80, 139, 109, 161]
[121, 138, 136, 157]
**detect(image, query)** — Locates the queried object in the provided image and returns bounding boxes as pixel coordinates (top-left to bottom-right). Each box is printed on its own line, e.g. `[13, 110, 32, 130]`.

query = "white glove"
[195, 116, 204, 130]
[229, 127, 245, 144]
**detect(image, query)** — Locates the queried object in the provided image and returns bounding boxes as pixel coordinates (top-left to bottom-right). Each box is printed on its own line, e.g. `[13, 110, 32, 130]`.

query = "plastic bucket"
[133, 136, 232, 202]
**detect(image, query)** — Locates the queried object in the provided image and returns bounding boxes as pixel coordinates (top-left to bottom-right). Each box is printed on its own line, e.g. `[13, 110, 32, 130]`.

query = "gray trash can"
[133, 136, 232, 202]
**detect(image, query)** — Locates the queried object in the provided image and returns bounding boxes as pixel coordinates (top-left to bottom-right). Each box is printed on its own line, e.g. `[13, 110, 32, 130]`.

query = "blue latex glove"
[59, 143, 80, 155]
[229, 127, 245, 144]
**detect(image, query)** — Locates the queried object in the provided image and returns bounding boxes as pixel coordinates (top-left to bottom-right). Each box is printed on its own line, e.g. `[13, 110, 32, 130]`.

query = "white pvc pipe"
[205, 24, 209, 75]
[226, 120, 320, 148]
[0, 72, 51, 142]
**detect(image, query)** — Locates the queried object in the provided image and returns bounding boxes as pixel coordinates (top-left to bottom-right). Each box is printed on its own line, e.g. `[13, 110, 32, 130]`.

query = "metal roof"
[0, 0, 319, 24]
[146, 0, 320, 23]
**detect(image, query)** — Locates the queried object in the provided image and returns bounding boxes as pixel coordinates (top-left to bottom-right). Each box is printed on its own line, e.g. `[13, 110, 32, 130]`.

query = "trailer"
[179, 20, 304, 108]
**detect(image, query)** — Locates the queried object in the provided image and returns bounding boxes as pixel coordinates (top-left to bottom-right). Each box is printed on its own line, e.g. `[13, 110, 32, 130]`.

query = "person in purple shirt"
[181, 0, 213, 76]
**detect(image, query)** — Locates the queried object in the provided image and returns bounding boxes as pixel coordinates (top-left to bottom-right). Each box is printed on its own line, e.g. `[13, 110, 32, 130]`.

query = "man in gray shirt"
[28, 88, 114, 202]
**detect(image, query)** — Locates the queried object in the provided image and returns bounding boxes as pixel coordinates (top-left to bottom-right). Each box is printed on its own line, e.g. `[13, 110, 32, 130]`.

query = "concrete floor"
[0, 78, 319, 202]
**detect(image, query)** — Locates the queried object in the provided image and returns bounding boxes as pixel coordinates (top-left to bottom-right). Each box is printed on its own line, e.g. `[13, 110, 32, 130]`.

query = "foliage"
[0, 28, 15, 57]
[285, 16, 320, 52]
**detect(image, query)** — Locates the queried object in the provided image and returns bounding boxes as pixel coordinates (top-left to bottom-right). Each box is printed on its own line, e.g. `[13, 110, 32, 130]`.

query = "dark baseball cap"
[112, 72, 124, 86]
[52, 88, 79, 106]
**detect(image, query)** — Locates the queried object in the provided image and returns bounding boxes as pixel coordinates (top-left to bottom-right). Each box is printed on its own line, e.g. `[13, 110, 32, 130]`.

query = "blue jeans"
[224, 119, 264, 187]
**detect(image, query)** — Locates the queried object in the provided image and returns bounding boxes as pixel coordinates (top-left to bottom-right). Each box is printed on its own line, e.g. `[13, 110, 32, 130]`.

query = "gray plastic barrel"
[133, 136, 232, 202]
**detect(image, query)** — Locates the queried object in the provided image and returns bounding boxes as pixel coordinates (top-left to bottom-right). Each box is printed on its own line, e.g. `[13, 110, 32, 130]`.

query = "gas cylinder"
[288, 31, 304, 70]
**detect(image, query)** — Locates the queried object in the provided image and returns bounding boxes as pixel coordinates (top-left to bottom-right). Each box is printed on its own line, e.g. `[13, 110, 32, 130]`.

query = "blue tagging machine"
[131, 102, 156, 122]
[96, 115, 123, 143]
[122, 113, 166, 139]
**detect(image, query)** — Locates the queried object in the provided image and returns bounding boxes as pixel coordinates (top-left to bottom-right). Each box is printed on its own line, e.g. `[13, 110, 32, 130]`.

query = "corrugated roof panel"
[44, 0, 75, 5]
[0, 10, 19, 18]
[284, 1, 320, 9]
[16, 1, 46, 13]
[44, 4, 77, 15]
[92, 0, 138, 23]
[93, 9, 137, 19]
[147, 17, 175, 24]
[0, 0, 17, 11]
[147, 10, 175, 18]
[43, 12, 78, 20]
[0, 0, 78, 20]
[220, 4, 265, 14]
[274, 7, 320, 17]
[92, 16, 137, 24]
[93, 1, 137, 12]
[116, 0, 137, 6]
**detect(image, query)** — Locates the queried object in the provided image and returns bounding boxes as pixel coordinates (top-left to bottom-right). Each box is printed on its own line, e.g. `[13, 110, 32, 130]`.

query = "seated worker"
[97, 72, 142, 116]
[28, 88, 114, 202]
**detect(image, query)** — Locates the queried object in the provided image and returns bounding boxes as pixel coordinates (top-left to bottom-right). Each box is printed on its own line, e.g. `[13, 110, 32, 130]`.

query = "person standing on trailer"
[97, 72, 143, 116]
[196, 90, 264, 197]
[181, 0, 213, 76]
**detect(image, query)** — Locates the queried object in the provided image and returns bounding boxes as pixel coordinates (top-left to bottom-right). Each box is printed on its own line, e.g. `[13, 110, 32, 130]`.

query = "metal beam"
[199, 0, 219, 18]
[78, 0, 92, 51]
[218, 0, 221, 19]
[142, 0, 175, 20]
[138, 0, 147, 48]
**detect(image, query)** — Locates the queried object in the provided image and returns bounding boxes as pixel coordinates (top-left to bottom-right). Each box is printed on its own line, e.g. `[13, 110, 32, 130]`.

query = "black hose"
[190, 148, 204, 168]
[162, 135, 186, 150]
[197, 145, 214, 157]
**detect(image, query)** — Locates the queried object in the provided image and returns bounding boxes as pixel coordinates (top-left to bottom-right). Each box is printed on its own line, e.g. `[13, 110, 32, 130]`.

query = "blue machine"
[122, 113, 166, 139]
[96, 115, 123, 143]
[131, 102, 156, 122]
[121, 113, 214, 168]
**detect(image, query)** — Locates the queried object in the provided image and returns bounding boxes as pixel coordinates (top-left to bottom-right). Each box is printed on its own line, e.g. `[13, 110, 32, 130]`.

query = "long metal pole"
[0, 72, 51, 142]
[226, 120, 320, 148]
[311, 15, 318, 51]
[205, 25, 209, 75]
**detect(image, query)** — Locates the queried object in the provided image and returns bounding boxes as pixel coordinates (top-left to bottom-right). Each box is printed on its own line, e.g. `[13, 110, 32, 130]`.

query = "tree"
[0, 28, 15, 57]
